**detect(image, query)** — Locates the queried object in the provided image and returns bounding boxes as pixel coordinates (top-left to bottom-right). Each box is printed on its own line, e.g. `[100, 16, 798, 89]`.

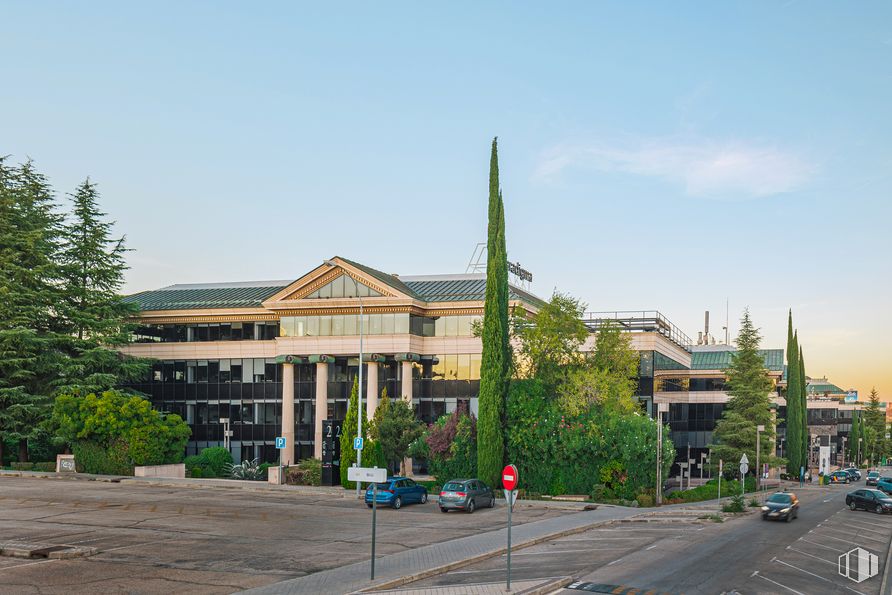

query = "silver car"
[438, 478, 495, 513]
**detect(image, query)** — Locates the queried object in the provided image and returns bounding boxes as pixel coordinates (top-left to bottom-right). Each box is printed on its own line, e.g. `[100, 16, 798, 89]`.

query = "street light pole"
[756, 425, 764, 492]
[324, 260, 364, 499]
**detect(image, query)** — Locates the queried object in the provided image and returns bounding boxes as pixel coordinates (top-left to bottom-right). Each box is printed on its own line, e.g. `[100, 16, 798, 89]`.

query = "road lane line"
[797, 538, 843, 552]
[787, 546, 838, 567]
[835, 517, 892, 532]
[774, 558, 867, 595]
[823, 520, 888, 535]
[607, 557, 624, 565]
[646, 544, 658, 550]
[0, 559, 58, 572]
[753, 571, 806, 595]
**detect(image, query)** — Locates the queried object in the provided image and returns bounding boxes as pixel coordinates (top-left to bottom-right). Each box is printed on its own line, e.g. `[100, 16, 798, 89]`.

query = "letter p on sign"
[502, 464, 519, 491]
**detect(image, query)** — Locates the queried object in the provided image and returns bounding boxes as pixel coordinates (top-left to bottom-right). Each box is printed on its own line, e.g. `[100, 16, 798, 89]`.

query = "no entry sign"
[502, 464, 518, 491]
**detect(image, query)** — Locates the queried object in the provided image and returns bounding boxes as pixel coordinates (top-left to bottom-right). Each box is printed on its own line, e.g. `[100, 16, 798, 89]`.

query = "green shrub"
[636, 493, 655, 508]
[669, 477, 757, 503]
[189, 467, 204, 478]
[749, 497, 761, 507]
[285, 458, 322, 486]
[32, 462, 56, 472]
[226, 458, 264, 481]
[198, 447, 233, 477]
[11, 462, 34, 471]
[73, 441, 133, 476]
[722, 493, 746, 513]
[424, 407, 477, 484]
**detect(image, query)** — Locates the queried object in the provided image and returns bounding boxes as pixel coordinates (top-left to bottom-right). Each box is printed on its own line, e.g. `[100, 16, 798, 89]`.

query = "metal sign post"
[275, 436, 287, 484]
[347, 466, 387, 580]
[739, 453, 749, 497]
[502, 464, 519, 592]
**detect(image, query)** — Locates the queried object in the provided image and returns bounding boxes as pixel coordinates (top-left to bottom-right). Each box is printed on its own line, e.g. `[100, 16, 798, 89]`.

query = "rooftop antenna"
[466, 243, 486, 274]
[723, 298, 729, 345]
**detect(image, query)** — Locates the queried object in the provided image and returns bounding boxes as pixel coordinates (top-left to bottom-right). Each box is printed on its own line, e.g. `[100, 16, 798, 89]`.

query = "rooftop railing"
[580, 310, 693, 352]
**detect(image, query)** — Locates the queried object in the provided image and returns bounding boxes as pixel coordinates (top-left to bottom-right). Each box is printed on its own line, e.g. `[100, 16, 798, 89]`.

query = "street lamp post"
[756, 425, 764, 491]
[858, 437, 863, 468]
[842, 435, 847, 467]
[325, 260, 364, 499]
[656, 402, 668, 506]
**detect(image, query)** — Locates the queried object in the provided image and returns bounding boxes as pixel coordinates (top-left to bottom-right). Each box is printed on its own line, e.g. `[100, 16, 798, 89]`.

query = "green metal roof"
[123, 282, 288, 311]
[691, 349, 784, 371]
[807, 381, 846, 394]
[404, 277, 545, 307]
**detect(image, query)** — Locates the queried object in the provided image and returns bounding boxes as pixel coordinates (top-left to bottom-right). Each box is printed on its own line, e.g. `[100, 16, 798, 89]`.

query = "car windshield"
[443, 482, 465, 491]
[869, 472, 879, 477]
[373, 482, 390, 490]
[767, 494, 792, 504]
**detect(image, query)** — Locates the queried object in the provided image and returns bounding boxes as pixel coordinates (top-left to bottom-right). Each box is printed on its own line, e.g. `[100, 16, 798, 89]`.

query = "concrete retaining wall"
[134, 463, 185, 479]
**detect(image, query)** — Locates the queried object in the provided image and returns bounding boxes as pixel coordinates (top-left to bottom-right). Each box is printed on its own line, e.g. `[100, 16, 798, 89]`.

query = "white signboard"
[347, 466, 386, 483]
[819, 445, 831, 476]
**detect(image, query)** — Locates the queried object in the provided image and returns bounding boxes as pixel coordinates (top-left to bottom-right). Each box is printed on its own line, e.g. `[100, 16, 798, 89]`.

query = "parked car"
[876, 477, 892, 494]
[438, 478, 495, 513]
[829, 470, 851, 484]
[866, 471, 880, 486]
[365, 477, 428, 509]
[761, 491, 799, 522]
[846, 488, 892, 514]
[843, 467, 862, 481]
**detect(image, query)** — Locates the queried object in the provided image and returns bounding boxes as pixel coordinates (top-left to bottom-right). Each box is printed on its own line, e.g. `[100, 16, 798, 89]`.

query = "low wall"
[134, 464, 186, 479]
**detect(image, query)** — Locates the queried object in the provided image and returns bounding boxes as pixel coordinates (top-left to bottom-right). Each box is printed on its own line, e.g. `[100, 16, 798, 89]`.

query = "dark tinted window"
[443, 482, 464, 491]
[767, 494, 791, 504]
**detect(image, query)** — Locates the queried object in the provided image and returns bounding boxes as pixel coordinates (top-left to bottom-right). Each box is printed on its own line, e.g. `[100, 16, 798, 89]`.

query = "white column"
[401, 360, 414, 476]
[366, 361, 379, 419]
[281, 363, 295, 466]
[314, 361, 329, 460]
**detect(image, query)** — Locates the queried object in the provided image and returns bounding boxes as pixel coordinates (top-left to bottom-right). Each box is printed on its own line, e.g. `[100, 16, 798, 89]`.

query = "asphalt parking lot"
[0, 476, 568, 594]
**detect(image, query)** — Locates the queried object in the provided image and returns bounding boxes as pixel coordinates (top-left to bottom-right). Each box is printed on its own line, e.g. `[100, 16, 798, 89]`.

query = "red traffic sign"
[501, 464, 519, 491]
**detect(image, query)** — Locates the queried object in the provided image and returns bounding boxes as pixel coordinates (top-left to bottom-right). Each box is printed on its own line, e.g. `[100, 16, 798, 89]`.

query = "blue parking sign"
[276, 436, 286, 449]
[353, 437, 364, 450]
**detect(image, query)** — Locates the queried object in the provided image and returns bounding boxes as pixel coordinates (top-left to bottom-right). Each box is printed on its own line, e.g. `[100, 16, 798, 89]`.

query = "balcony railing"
[581, 310, 693, 352]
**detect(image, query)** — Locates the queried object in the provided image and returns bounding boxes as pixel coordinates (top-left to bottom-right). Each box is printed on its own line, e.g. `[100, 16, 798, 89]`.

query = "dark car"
[365, 477, 428, 509]
[843, 468, 862, 481]
[877, 477, 892, 494]
[438, 478, 495, 513]
[829, 471, 851, 484]
[846, 488, 892, 514]
[866, 471, 880, 486]
[761, 491, 799, 522]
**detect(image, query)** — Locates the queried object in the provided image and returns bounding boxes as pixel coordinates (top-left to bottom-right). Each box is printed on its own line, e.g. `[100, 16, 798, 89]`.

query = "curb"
[880, 529, 892, 595]
[517, 576, 574, 595]
[356, 518, 616, 593]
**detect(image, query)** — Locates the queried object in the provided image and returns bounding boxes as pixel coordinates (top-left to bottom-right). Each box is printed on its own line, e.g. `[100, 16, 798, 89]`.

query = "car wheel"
[876, 504, 884, 514]
[489, 496, 495, 508]
[786, 512, 793, 523]
[440, 507, 448, 513]
[367, 503, 373, 508]
[421, 493, 428, 504]
[467, 499, 476, 514]
[393, 496, 402, 510]
[850, 502, 857, 511]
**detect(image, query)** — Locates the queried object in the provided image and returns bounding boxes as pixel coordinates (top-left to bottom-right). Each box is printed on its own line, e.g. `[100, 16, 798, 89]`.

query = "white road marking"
[816, 526, 887, 544]
[98, 538, 173, 553]
[775, 559, 867, 595]
[0, 559, 58, 572]
[753, 571, 807, 595]
[646, 544, 658, 550]
[797, 538, 842, 552]
[834, 518, 891, 534]
[822, 520, 888, 536]
[607, 557, 624, 566]
[787, 546, 837, 567]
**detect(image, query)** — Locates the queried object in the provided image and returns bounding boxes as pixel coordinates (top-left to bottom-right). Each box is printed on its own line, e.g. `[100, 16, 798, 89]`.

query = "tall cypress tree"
[0, 159, 66, 463]
[478, 137, 508, 487]
[784, 312, 802, 474]
[56, 179, 147, 394]
[798, 344, 808, 469]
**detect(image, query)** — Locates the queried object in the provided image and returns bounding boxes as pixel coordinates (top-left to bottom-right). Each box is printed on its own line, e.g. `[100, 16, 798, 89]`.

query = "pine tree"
[339, 377, 368, 489]
[56, 179, 147, 394]
[784, 312, 802, 474]
[0, 159, 66, 462]
[709, 309, 777, 476]
[865, 388, 885, 464]
[478, 137, 509, 487]
[798, 344, 808, 470]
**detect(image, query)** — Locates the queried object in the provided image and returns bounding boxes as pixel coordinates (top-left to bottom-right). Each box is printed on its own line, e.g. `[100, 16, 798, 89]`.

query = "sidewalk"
[239, 505, 643, 595]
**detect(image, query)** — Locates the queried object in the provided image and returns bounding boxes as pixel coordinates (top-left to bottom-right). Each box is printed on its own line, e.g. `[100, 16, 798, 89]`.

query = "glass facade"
[279, 314, 481, 338]
[305, 276, 381, 298]
[134, 322, 280, 343]
[411, 354, 482, 424]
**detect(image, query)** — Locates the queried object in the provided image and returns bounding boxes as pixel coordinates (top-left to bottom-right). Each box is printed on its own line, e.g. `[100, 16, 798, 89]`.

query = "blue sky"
[2, 2, 890, 397]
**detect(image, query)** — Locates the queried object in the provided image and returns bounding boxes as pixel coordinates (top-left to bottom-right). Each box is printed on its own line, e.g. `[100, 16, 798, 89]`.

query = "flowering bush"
[423, 404, 477, 483]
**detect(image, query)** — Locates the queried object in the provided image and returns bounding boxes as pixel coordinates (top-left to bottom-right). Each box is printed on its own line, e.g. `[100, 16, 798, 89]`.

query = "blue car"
[365, 477, 428, 509]
[877, 476, 892, 495]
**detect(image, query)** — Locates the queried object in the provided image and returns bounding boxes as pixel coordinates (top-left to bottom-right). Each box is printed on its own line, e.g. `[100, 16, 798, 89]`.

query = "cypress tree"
[784, 312, 801, 474]
[798, 344, 808, 470]
[340, 377, 367, 489]
[478, 137, 509, 487]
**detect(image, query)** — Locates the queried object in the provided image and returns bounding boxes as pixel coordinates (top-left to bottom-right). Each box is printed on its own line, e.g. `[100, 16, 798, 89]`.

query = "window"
[305, 275, 383, 298]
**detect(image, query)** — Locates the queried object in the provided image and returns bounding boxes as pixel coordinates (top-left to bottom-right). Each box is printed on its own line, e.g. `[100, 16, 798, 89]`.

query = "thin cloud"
[534, 138, 814, 199]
